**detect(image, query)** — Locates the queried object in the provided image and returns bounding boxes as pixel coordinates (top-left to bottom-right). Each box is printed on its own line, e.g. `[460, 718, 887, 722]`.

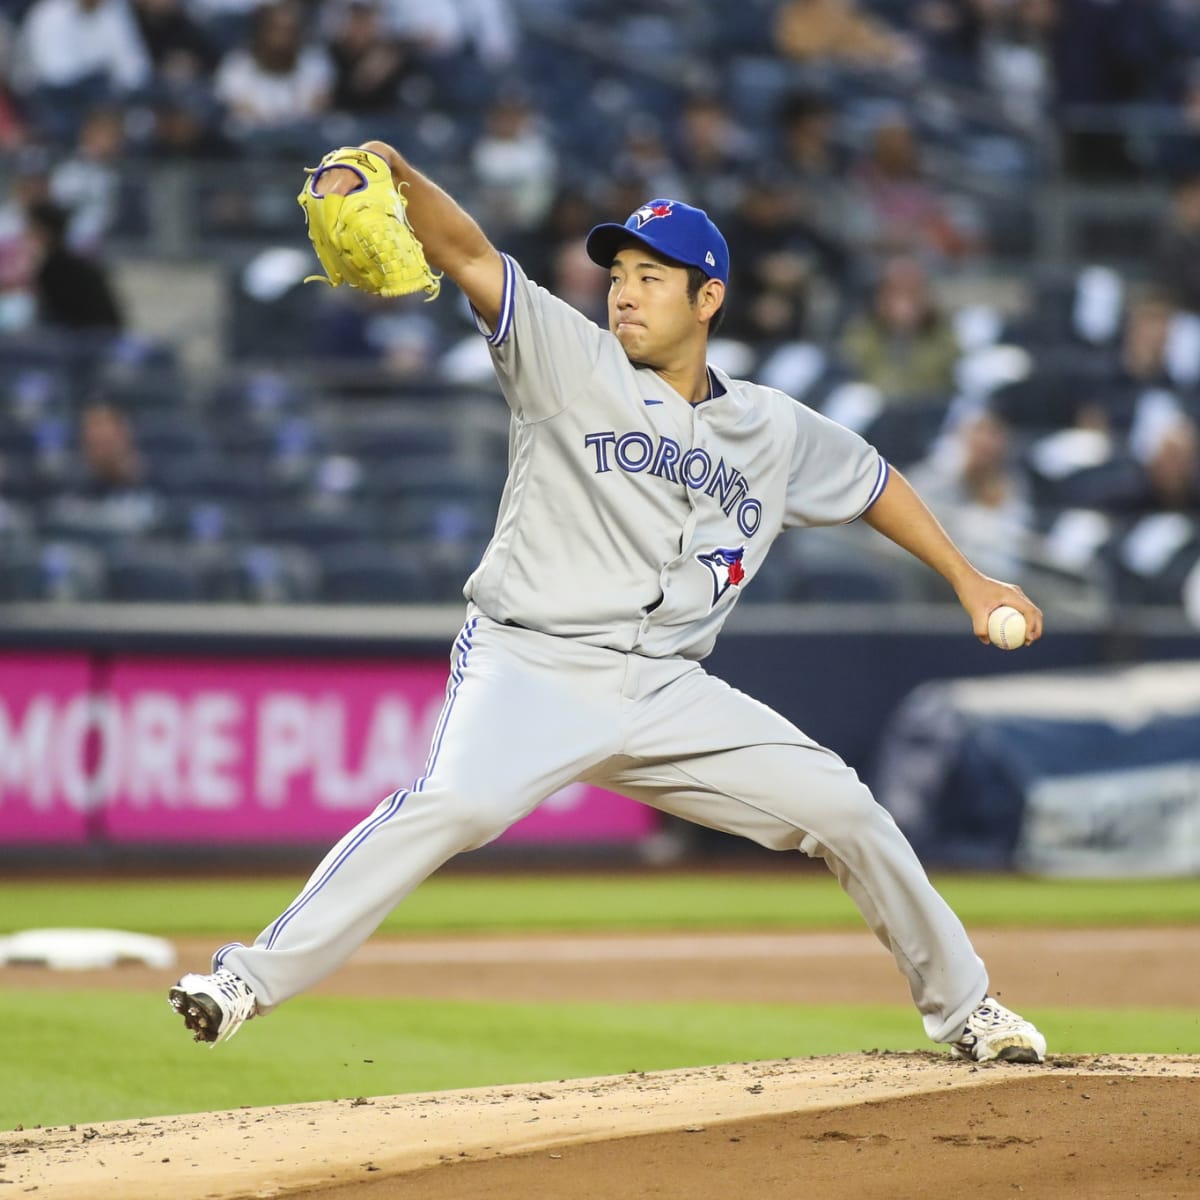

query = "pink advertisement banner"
[0, 654, 97, 844]
[0, 654, 656, 846]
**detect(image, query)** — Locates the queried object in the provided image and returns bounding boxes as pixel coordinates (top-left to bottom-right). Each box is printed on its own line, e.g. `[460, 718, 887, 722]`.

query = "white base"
[0, 928, 176, 970]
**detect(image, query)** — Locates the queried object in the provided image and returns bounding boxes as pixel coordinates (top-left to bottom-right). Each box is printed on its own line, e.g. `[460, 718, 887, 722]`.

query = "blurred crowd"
[1, 0, 1200, 616]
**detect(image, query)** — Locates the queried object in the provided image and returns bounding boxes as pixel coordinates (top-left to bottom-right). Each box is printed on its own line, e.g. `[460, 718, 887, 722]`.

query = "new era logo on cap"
[585, 197, 730, 285]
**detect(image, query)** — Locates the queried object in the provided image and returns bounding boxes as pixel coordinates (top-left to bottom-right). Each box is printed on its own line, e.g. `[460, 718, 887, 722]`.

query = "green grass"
[3, 991, 1196, 1130]
[2, 872, 1199, 938]
[2, 872, 1196, 1131]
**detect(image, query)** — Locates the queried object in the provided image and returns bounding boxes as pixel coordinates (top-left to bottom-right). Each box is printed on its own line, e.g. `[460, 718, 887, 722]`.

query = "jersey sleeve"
[783, 398, 890, 528]
[471, 253, 608, 422]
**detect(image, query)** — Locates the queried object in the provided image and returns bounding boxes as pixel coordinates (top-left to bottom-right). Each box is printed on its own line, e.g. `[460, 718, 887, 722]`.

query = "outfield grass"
[3, 990, 1197, 1130]
[2, 872, 1199, 937]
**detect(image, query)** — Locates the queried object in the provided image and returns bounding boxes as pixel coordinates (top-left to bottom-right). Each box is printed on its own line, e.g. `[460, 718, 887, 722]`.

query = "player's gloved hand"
[297, 146, 441, 300]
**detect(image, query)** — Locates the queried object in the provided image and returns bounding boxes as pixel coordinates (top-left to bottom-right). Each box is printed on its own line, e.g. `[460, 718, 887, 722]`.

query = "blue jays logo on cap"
[585, 197, 730, 286]
[696, 546, 746, 606]
[633, 201, 675, 228]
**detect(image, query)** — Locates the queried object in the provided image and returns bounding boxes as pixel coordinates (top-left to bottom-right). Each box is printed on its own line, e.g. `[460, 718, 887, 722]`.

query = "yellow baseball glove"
[297, 146, 441, 300]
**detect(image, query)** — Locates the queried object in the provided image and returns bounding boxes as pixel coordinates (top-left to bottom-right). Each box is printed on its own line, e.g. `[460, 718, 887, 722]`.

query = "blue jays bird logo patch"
[633, 201, 674, 228]
[697, 546, 746, 607]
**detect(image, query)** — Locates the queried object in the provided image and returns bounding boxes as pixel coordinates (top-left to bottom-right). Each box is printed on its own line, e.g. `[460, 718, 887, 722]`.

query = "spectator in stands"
[1053, 0, 1185, 178]
[0, 87, 24, 151]
[12, 0, 150, 141]
[773, 0, 917, 69]
[847, 113, 982, 261]
[133, 0, 220, 82]
[48, 107, 124, 253]
[214, 1, 333, 139]
[838, 255, 960, 402]
[1025, 390, 1200, 524]
[26, 199, 123, 330]
[772, 89, 856, 288]
[1153, 64, 1200, 179]
[369, 0, 517, 112]
[909, 0, 986, 86]
[44, 399, 164, 542]
[1073, 293, 1177, 433]
[722, 170, 849, 345]
[977, 0, 1058, 128]
[382, 0, 518, 74]
[131, 0, 218, 84]
[518, 184, 599, 291]
[469, 87, 557, 233]
[310, 293, 443, 373]
[1129, 399, 1200, 513]
[672, 92, 757, 215]
[0, 22, 29, 150]
[79, 401, 143, 491]
[1154, 171, 1200, 314]
[775, 89, 847, 194]
[906, 401, 1036, 584]
[143, 86, 232, 158]
[610, 117, 686, 203]
[327, 0, 408, 114]
[0, 150, 50, 332]
[546, 239, 608, 327]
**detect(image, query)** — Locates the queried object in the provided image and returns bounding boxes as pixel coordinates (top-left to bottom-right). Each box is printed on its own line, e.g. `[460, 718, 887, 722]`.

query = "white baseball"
[987, 605, 1027, 650]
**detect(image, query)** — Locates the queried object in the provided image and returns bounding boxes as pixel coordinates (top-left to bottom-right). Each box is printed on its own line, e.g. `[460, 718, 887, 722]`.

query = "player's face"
[607, 248, 699, 366]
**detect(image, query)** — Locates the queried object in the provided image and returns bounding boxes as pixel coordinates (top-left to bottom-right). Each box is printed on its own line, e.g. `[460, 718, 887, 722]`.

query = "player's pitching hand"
[315, 141, 405, 197]
[956, 575, 1042, 649]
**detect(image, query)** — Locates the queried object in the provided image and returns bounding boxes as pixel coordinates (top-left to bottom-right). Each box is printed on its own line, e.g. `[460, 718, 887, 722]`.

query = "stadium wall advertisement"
[0, 653, 655, 847]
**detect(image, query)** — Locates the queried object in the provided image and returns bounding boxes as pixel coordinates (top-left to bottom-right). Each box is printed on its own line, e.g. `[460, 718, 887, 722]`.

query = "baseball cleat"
[950, 996, 1046, 1063]
[168, 969, 258, 1047]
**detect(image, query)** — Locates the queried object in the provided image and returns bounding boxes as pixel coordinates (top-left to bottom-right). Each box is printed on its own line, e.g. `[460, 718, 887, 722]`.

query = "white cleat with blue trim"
[169, 969, 258, 1047]
[951, 995, 1046, 1064]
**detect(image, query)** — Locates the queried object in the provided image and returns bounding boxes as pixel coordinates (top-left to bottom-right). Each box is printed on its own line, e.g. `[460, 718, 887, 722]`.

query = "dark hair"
[685, 264, 726, 335]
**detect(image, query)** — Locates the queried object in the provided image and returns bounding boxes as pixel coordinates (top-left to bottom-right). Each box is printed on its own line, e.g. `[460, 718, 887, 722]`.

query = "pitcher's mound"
[4, 1053, 1196, 1199]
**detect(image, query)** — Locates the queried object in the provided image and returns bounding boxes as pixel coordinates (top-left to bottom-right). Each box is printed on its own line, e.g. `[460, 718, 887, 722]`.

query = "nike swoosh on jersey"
[643, 398, 664, 406]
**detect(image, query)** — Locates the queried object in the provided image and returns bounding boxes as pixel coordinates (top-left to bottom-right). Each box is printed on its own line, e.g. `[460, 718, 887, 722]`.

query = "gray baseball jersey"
[464, 256, 889, 660]
[214, 250, 990, 1050]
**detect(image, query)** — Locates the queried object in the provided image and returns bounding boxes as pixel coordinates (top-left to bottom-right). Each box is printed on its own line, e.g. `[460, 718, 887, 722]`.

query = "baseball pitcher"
[170, 141, 1046, 1065]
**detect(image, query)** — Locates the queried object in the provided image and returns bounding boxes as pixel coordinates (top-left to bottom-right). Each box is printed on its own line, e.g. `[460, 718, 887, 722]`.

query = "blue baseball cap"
[585, 199, 729, 286]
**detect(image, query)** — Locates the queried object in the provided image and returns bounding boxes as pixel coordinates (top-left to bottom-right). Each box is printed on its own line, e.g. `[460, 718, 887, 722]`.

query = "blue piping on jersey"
[852, 456, 891, 521]
[260, 617, 480, 952]
[471, 254, 516, 346]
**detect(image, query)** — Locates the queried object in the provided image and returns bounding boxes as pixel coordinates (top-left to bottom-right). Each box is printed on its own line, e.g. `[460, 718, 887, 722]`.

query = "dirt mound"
[4, 1053, 1196, 1199]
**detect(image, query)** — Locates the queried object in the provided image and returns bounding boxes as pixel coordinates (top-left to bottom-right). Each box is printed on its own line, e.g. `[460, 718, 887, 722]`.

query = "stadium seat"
[91, 366, 188, 415]
[332, 417, 459, 464]
[234, 544, 323, 604]
[148, 453, 299, 505]
[104, 541, 239, 603]
[131, 410, 214, 458]
[204, 370, 312, 424]
[860, 399, 952, 470]
[787, 560, 904, 603]
[317, 541, 450, 604]
[254, 501, 383, 548]
[0, 540, 107, 602]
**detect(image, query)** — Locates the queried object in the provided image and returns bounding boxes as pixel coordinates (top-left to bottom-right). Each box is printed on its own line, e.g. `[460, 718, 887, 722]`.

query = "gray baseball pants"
[218, 613, 987, 1043]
